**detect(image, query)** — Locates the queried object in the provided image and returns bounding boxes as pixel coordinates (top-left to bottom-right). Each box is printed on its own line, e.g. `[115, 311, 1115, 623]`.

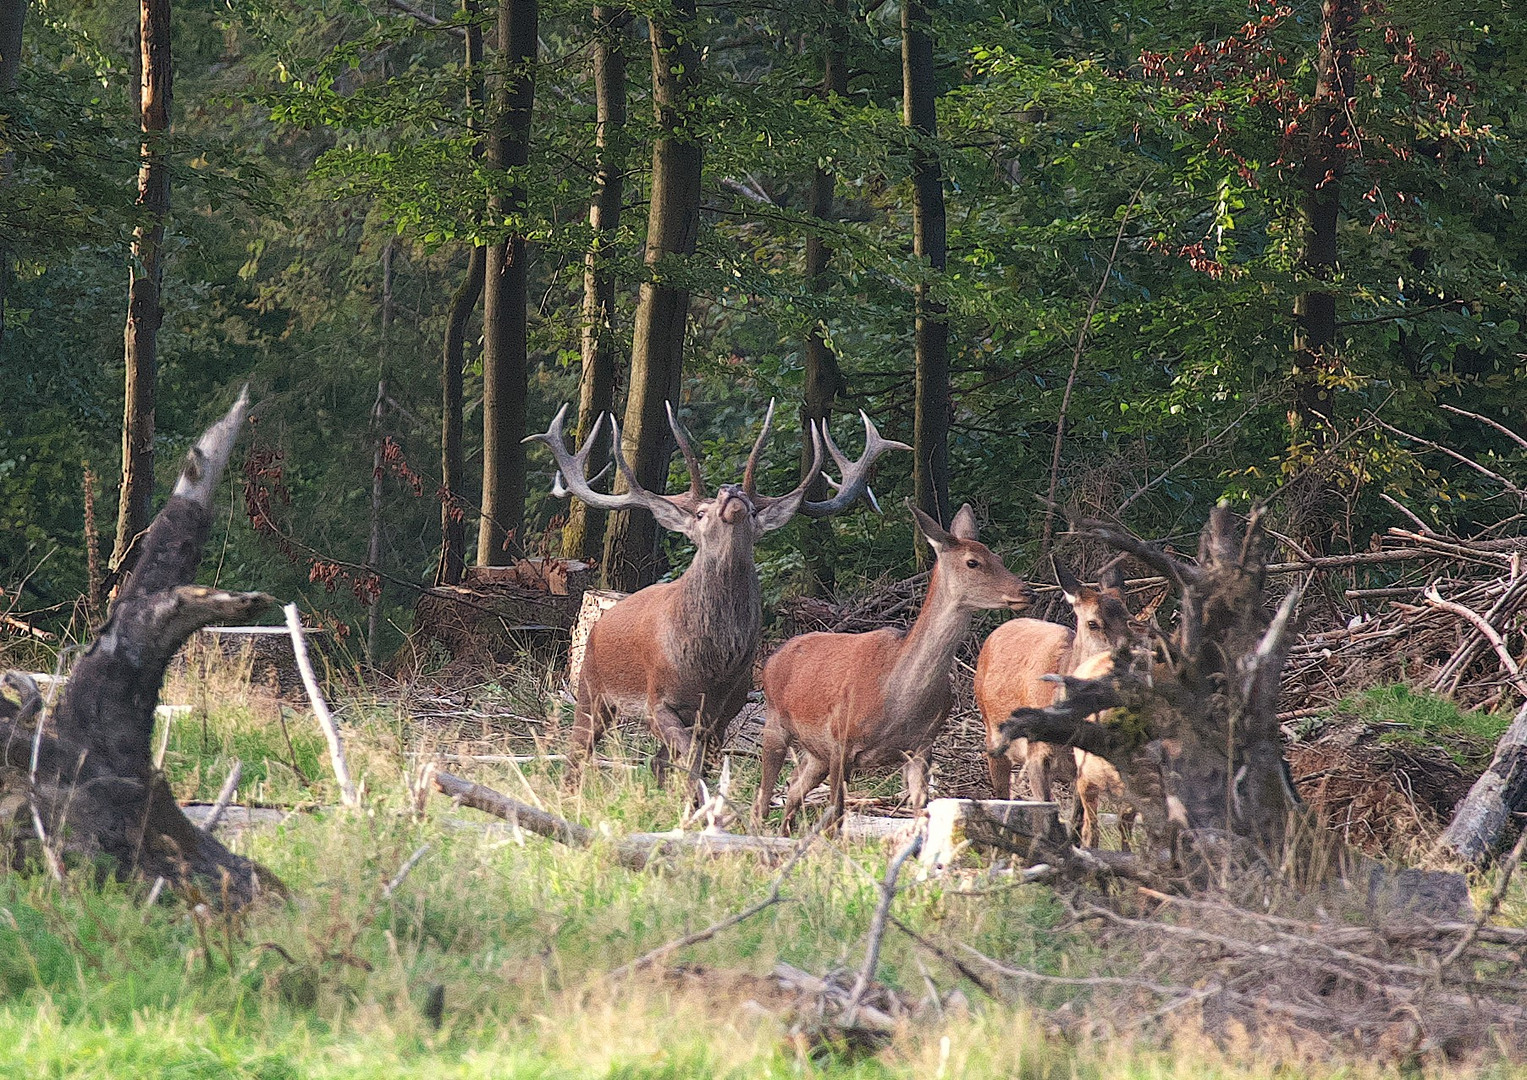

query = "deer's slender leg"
[780, 752, 828, 834]
[903, 745, 933, 810]
[826, 748, 848, 833]
[987, 740, 1013, 800]
[752, 717, 790, 831]
[1021, 742, 1054, 801]
[568, 679, 610, 786]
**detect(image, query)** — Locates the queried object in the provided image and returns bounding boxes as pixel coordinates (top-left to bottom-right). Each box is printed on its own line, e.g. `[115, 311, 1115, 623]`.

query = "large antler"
[523, 404, 700, 531]
[740, 399, 827, 531]
[798, 411, 910, 518]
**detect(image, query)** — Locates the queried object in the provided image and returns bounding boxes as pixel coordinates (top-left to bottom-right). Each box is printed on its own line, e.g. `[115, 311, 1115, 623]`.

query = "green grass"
[1333, 683, 1511, 764]
[4, 667, 1522, 1078]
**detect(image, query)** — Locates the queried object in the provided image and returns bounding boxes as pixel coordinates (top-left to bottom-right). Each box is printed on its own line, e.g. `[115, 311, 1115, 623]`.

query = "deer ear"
[949, 503, 979, 542]
[1053, 556, 1084, 604]
[1097, 563, 1127, 598]
[910, 503, 954, 552]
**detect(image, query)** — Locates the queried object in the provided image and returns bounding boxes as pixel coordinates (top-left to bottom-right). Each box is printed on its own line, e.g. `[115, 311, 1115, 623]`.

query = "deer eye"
[1087, 620, 1101, 631]
[966, 558, 981, 569]
[695, 509, 706, 519]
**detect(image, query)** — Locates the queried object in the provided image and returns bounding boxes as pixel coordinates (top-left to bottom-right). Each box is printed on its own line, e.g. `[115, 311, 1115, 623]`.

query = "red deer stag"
[527, 401, 907, 791]
[974, 561, 1135, 800]
[752, 505, 1032, 832]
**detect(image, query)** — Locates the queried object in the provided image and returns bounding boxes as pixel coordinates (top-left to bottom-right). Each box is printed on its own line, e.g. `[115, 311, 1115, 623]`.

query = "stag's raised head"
[911, 504, 1033, 613]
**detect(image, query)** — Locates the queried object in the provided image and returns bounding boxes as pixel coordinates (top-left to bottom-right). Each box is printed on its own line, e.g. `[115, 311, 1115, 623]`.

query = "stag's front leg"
[651, 701, 704, 801]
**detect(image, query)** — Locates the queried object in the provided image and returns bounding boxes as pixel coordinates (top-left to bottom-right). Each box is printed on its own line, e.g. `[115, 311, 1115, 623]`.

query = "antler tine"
[798, 410, 911, 519]
[524, 404, 662, 515]
[741, 398, 777, 497]
[665, 401, 707, 499]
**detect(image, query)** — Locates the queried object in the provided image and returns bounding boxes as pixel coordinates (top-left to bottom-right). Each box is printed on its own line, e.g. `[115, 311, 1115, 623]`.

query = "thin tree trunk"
[1292, 0, 1356, 443]
[799, 0, 849, 596]
[437, 0, 485, 586]
[0, 0, 24, 344]
[601, 0, 701, 591]
[903, 0, 949, 528]
[438, 248, 484, 585]
[477, 0, 537, 566]
[563, 5, 628, 563]
[114, 0, 172, 569]
[366, 238, 393, 666]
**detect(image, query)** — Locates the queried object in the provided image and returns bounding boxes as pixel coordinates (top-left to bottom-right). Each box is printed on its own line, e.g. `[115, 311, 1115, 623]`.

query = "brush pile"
[1281, 528, 1527, 716]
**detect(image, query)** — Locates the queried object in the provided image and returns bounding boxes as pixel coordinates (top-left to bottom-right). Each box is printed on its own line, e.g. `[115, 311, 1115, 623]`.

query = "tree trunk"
[997, 506, 1304, 865]
[562, 5, 628, 563]
[0, 0, 24, 345]
[2, 392, 281, 906]
[114, 0, 172, 569]
[798, 0, 849, 596]
[1291, 0, 1356, 442]
[437, 0, 485, 586]
[1434, 699, 1527, 867]
[902, 0, 949, 529]
[477, 0, 537, 566]
[438, 247, 484, 585]
[601, 0, 702, 591]
[365, 238, 393, 666]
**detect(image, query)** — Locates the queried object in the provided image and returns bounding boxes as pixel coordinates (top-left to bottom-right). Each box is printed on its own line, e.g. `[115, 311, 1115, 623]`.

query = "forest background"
[2, 0, 1524, 658]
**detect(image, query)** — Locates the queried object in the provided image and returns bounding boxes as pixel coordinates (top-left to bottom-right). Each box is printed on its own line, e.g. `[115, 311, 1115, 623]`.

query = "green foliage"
[6, 0, 1527, 640]
[1338, 682, 1510, 757]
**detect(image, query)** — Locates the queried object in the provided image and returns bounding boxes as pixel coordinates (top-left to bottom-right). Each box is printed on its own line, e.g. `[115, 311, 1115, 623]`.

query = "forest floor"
[2, 647, 1525, 1079]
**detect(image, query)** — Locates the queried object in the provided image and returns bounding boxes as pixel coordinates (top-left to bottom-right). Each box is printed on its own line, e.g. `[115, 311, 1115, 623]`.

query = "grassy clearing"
[3, 661, 1524, 1077]
[1333, 683, 1510, 764]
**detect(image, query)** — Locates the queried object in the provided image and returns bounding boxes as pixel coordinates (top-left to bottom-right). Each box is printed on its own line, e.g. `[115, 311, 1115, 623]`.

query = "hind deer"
[1065, 649, 1139, 850]
[974, 561, 1136, 801]
[752, 504, 1032, 832]
[526, 401, 907, 793]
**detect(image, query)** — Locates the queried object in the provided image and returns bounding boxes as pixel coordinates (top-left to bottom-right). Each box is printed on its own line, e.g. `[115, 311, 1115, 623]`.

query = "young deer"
[1066, 649, 1138, 850]
[752, 505, 1032, 832]
[974, 561, 1135, 800]
[526, 401, 907, 792]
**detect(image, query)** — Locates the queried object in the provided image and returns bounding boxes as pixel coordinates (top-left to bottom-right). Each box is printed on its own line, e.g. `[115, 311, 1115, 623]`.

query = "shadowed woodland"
[5, 0, 1527, 1074]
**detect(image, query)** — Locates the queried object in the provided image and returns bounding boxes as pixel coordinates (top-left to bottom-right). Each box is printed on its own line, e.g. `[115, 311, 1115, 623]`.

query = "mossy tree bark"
[601, 0, 702, 591]
[563, 4, 628, 563]
[798, 0, 849, 596]
[437, 0, 486, 586]
[115, 0, 172, 568]
[902, 0, 949, 532]
[477, 0, 538, 566]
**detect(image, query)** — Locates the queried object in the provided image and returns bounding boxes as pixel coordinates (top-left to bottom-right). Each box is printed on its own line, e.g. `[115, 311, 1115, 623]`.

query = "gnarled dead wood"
[2, 390, 282, 905]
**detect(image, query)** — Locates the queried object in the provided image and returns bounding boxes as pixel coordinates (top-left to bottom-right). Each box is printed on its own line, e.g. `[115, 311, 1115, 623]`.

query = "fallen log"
[1434, 698, 1527, 867]
[1, 390, 282, 905]
[434, 770, 799, 868]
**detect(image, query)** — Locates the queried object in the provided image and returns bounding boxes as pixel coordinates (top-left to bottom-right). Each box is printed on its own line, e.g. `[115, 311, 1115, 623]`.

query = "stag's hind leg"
[902, 745, 933, 811]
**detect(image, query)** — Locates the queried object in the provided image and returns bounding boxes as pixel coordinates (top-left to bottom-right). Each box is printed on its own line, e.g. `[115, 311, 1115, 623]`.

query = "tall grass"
[1, 656, 1521, 1077]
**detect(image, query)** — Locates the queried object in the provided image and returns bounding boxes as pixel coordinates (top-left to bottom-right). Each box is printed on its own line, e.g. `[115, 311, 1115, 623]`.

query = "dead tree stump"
[1, 390, 281, 905]
[995, 504, 1305, 873]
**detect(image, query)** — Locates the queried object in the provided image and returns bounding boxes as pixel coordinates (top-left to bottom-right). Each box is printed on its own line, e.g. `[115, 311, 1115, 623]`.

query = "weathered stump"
[993, 505, 1310, 875]
[1, 390, 281, 905]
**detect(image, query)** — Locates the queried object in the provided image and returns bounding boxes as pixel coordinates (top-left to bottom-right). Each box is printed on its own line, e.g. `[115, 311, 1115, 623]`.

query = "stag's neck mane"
[883, 563, 970, 710]
[668, 531, 762, 676]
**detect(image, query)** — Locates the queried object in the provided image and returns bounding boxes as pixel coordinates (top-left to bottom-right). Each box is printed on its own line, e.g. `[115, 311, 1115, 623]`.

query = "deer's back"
[974, 618, 1075, 725]
[762, 628, 914, 752]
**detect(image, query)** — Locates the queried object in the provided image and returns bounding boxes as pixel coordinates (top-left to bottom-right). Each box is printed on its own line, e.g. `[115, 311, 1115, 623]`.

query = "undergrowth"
[1337, 683, 1510, 764]
[1, 655, 1523, 1078]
